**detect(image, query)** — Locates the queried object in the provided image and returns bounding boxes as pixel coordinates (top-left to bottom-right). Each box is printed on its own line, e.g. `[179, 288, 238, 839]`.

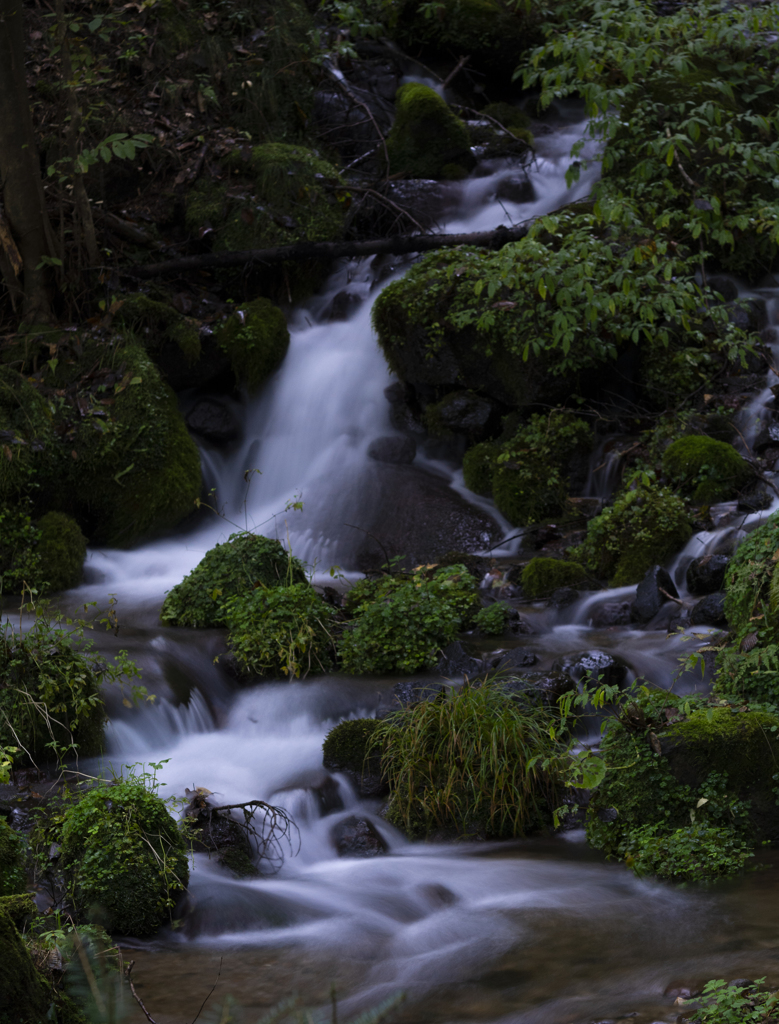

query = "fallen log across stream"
[121, 220, 531, 279]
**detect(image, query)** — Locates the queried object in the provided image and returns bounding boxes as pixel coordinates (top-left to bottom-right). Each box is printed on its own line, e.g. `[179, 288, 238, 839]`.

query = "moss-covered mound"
[586, 689, 779, 879]
[521, 557, 587, 598]
[662, 434, 752, 505]
[61, 779, 189, 937]
[0, 895, 52, 1024]
[0, 820, 26, 898]
[215, 298, 290, 391]
[36, 512, 87, 592]
[323, 718, 382, 778]
[386, 83, 473, 179]
[575, 480, 691, 586]
[114, 292, 200, 366]
[0, 367, 59, 504]
[339, 565, 480, 674]
[225, 582, 335, 678]
[160, 532, 306, 628]
[462, 441, 497, 496]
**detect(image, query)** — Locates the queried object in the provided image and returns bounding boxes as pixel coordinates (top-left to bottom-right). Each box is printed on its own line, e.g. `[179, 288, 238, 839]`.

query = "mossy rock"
[521, 557, 587, 598]
[386, 83, 473, 180]
[0, 821, 26, 898]
[36, 512, 87, 592]
[215, 298, 290, 391]
[575, 482, 691, 586]
[60, 780, 189, 937]
[160, 532, 306, 628]
[114, 293, 200, 365]
[0, 899, 51, 1024]
[462, 441, 497, 496]
[0, 368, 59, 505]
[322, 718, 385, 797]
[662, 434, 752, 505]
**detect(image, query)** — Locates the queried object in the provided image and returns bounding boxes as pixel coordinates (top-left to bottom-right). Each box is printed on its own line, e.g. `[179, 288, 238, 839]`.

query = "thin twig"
[125, 961, 158, 1024]
[325, 66, 390, 177]
[190, 958, 223, 1024]
[442, 54, 470, 89]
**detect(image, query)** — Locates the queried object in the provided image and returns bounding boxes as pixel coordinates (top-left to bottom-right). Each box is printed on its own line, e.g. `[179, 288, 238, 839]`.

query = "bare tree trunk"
[0, 0, 56, 322]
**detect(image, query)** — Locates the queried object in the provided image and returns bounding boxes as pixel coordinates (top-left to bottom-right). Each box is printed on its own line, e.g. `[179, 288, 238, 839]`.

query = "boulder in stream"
[436, 640, 489, 680]
[553, 650, 628, 689]
[689, 592, 728, 628]
[631, 565, 679, 624]
[331, 815, 388, 858]
[367, 435, 416, 464]
[185, 398, 239, 444]
[686, 554, 729, 596]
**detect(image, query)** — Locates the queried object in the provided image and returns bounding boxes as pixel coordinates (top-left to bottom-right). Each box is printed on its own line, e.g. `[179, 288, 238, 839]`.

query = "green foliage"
[225, 582, 335, 678]
[339, 565, 480, 675]
[574, 475, 691, 585]
[0, 900, 51, 1024]
[693, 978, 779, 1024]
[385, 83, 472, 179]
[160, 532, 306, 629]
[523, 0, 779, 282]
[0, 819, 26, 897]
[114, 292, 201, 365]
[521, 557, 587, 598]
[36, 512, 87, 592]
[462, 441, 497, 496]
[620, 823, 755, 883]
[0, 506, 43, 596]
[0, 367, 58, 506]
[474, 602, 510, 635]
[374, 681, 564, 837]
[662, 435, 752, 505]
[216, 298, 290, 391]
[60, 775, 189, 937]
[491, 410, 592, 526]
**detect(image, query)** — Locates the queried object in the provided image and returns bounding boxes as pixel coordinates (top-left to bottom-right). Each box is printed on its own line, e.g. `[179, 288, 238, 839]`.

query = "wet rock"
[686, 554, 729, 596]
[493, 646, 538, 671]
[426, 390, 495, 436]
[738, 481, 773, 513]
[591, 601, 632, 628]
[312, 77, 395, 165]
[273, 769, 344, 817]
[385, 382, 427, 437]
[436, 640, 488, 679]
[326, 290, 362, 321]
[706, 275, 739, 303]
[552, 586, 580, 608]
[631, 565, 679, 623]
[751, 422, 779, 454]
[332, 815, 388, 858]
[689, 592, 728, 628]
[185, 399, 239, 443]
[553, 650, 628, 688]
[377, 680, 445, 718]
[186, 792, 258, 878]
[367, 435, 417, 464]
[665, 982, 704, 1000]
[497, 670, 576, 706]
[597, 807, 618, 823]
[709, 501, 740, 528]
[494, 174, 536, 204]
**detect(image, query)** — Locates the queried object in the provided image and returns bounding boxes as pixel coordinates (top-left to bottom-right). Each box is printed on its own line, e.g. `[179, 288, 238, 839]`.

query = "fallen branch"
[121, 220, 530, 278]
[442, 54, 470, 89]
[125, 961, 158, 1024]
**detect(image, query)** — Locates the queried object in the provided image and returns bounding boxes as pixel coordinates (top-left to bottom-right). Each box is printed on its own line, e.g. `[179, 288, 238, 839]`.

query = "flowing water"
[43, 111, 779, 1022]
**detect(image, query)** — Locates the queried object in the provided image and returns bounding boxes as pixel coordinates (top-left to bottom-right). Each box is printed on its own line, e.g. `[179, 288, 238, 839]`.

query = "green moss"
[575, 481, 691, 586]
[665, 707, 779, 791]
[662, 434, 752, 504]
[36, 512, 86, 592]
[0, 820, 26, 898]
[60, 780, 189, 937]
[0, 905, 51, 1024]
[114, 293, 201, 365]
[160, 532, 306, 628]
[216, 298, 290, 391]
[322, 718, 381, 777]
[462, 441, 497, 496]
[521, 557, 587, 598]
[0, 368, 58, 505]
[722, 513, 779, 635]
[386, 83, 472, 179]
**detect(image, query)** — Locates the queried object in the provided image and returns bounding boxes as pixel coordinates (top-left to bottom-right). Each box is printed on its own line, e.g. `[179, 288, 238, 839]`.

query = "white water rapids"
[52, 108, 779, 1022]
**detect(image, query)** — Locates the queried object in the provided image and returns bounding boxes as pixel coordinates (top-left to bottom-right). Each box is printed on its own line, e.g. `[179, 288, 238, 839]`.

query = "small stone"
[554, 650, 628, 688]
[632, 565, 679, 623]
[367, 435, 416, 464]
[332, 815, 388, 858]
[686, 554, 729, 596]
[436, 641, 487, 680]
[185, 399, 238, 443]
[495, 174, 536, 204]
[591, 601, 632, 627]
[493, 647, 538, 671]
[326, 290, 362, 321]
[552, 586, 580, 608]
[689, 592, 727, 627]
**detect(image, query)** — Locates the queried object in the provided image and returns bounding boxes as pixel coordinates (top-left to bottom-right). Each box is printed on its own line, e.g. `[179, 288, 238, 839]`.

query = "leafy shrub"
[160, 532, 306, 628]
[0, 505, 42, 596]
[0, 819, 26, 897]
[60, 777, 189, 937]
[339, 565, 480, 674]
[374, 681, 564, 837]
[574, 477, 691, 585]
[621, 823, 755, 883]
[474, 602, 510, 635]
[462, 441, 497, 496]
[225, 582, 335, 678]
[692, 978, 779, 1024]
[215, 297, 290, 391]
[662, 435, 752, 505]
[521, 557, 587, 598]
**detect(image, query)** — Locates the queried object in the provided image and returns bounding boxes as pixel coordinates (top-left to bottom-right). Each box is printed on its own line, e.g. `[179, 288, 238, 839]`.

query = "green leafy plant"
[340, 565, 480, 674]
[692, 978, 779, 1024]
[621, 823, 755, 883]
[474, 602, 510, 635]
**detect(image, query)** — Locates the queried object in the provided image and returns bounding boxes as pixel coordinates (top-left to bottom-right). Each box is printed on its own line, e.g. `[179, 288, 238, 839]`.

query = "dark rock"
[386, 387, 427, 436]
[436, 640, 487, 680]
[706, 275, 739, 303]
[553, 650, 628, 688]
[493, 646, 538, 671]
[185, 399, 239, 443]
[597, 807, 618, 823]
[689, 592, 728, 628]
[273, 769, 345, 817]
[326, 290, 362, 321]
[497, 670, 576, 706]
[631, 565, 679, 623]
[591, 601, 632, 628]
[753, 424, 779, 454]
[686, 554, 729, 596]
[552, 586, 580, 608]
[332, 815, 388, 858]
[367, 435, 417, 464]
[726, 297, 767, 334]
[738, 481, 773, 513]
[494, 174, 536, 205]
[186, 795, 258, 877]
[312, 78, 395, 165]
[429, 390, 495, 435]
[156, 328, 232, 392]
[377, 680, 445, 718]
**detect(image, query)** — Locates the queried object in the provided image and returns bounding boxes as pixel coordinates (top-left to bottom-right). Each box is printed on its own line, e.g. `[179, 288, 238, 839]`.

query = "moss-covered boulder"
[386, 83, 473, 180]
[36, 512, 87, 592]
[0, 368, 59, 504]
[462, 441, 497, 496]
[0, 895, 51, 1024]
[322, 718, 385, 797]
[215, 298, 290, 391]
[0, 820, 26, 898]
[114, 293, 200, 366]
[521, 557, 588, 598]
[160, 532, 306, 628]
[61, 779, 189, 937]
[574, 480, 691, 586]
[662, 434, 752, 505]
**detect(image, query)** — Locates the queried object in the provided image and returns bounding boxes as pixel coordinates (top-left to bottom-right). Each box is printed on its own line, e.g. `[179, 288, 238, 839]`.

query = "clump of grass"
[373, 681, 564, 838]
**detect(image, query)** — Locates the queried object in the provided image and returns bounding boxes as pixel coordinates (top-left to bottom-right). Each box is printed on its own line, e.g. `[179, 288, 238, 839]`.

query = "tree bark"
[123, 221, 530, 279]
[0, 0, 55, 322]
